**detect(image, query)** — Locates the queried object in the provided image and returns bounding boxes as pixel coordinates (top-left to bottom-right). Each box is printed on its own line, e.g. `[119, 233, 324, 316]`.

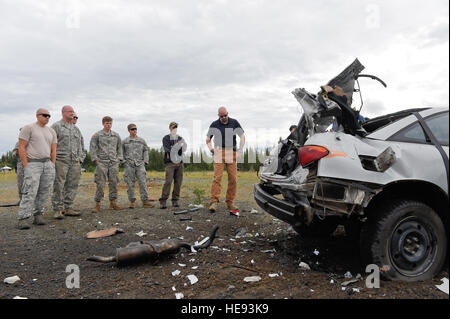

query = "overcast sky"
[0, 0, 448, 155]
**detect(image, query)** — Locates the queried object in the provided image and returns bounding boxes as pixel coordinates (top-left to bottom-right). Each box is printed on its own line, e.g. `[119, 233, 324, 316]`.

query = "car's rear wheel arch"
[365, 180, 449, 235]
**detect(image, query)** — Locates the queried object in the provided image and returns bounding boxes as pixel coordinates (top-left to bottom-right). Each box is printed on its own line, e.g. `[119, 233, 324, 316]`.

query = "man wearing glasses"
[51, 105, 85, 219]
[17, 108, 57, 229]
[206, 107, 245, 213]
[122, 124, 153, 208]
[90, 116, 124, 213]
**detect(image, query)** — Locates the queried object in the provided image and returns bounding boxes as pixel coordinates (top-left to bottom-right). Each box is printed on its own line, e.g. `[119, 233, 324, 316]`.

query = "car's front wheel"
[360, 200, 447, 281]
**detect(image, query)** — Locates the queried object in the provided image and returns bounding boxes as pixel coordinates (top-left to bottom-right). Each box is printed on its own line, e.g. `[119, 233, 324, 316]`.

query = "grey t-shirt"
[19, 123, 57, 159]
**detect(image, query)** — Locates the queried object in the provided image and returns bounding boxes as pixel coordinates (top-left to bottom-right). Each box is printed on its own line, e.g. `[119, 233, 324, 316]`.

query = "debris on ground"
[229, 210, 240, 217]
[172, 270, 181, 276]
[268, 273, 280, 278]
[135, 231, 147, 237]
[4, 275, 20, 284]
[175, 292, 184, 299]
[341, 279, 359, 287]
[244, 276, 261, 282]
[86, 225, 219, 266]
[235, 227, 248, 238]
[313, 249, 320, 256]
[344, 271, 353, 279]
[250, 209, 258, 214]
[187, 275, 198, 285]
[13, 296, 28, 299]
[436, 278, 449, 295]
[188, 204, 204, 209]
[299, 262, 311, 270]
[86, 227, 124, 239]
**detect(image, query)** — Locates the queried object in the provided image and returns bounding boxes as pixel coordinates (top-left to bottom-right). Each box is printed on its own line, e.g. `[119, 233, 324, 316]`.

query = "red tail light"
[298, 145, 329, 167]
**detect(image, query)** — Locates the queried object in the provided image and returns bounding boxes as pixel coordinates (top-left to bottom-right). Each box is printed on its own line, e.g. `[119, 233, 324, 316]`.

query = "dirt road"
[0, 173, 448, 299]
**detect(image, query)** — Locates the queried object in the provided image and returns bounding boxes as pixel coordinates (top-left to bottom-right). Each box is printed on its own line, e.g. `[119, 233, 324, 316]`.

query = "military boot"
[129, 200, 136, 209]
[109, 200, 122, 211]
[227, 203, 239, 211]
[92, 201, 101, 213]
[209, 202, 218, 213]
[33, 214, 46, 225]
[53, 210, 65, 220]
[159, 200, 167, 209]
[17, 218, 31, 230]
[172, 200, 180, 208]
[64, 209, 81, 216]
[142, 200, 154, 208]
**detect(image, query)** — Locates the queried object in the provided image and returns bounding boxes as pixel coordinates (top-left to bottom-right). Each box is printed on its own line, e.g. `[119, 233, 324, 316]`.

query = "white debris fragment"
[344, 271, 353, 279]
[341, 287, 346, 291]
[187, 275, 198, 285]
[186, 226, 193, 231]
[222, 248, 230, 252]
[175, 293, 184, 299]
[13, 296, 27, 299]
[436, 278, 449, 295]
[251, 259, 255, 264]
[341, 279, 359, 287]
[136, 231, 147, 237]
[188, 204, 204, 209]
[191, 266, 199, 270]
[178, 264, 186, 267]
[352, 288, 360, 293]
[261, 249, 276, 253]
[189, 259, 195, 262]
[313, 249, 320, 256]
[356, 273, 362, 280]
[268, 273, 280, 278]
[227, 285, 235, 290]
[299, 262, 311, 270]
[4, 275, 20, 284]
[330, 279, 335, 284]
[244, 276, 262, 282]
[250, 209, 258, 214]
[171, 270, 181, 276]
[172, 287, 176, 291]
[194, 237, 209, 246]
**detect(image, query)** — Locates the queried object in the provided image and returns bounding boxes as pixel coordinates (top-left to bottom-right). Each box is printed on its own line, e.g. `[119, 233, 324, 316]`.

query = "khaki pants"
[160, 162, 184, 203]
[210, 149, 237, 205]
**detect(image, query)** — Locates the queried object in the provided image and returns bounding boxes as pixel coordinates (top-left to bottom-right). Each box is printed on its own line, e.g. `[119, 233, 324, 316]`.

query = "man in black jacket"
[159, 122, 187, 209]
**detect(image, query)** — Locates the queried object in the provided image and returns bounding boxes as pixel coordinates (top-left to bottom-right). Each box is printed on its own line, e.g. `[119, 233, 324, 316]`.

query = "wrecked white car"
[254, 59, 448, 281]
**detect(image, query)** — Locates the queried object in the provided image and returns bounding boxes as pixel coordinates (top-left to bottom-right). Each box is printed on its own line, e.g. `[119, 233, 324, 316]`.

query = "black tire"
[294, 216, 340, 238]
[360, 200, 447, 281]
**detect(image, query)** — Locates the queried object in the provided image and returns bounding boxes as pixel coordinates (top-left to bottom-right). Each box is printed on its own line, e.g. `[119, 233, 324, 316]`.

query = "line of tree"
[1, 148, 270, 172]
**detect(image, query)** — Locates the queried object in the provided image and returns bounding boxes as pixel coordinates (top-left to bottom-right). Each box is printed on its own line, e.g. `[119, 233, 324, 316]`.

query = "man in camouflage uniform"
[90, 116, 123, 213]
[51, 105, 85, 219]
[17, 108, 57, 229]
[12, 132, 24, 203]
[122, 124, 153, 208]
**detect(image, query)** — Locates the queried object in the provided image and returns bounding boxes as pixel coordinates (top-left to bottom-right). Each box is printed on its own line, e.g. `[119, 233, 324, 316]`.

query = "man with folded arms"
[122, 124, 153, 208]
[17, 108, 57, 229]
[51, 105, 85, 219]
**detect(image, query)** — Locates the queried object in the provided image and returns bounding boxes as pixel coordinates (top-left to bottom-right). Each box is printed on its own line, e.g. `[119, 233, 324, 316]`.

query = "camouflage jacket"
[90, 129, 123, 164]
[51, 120, 86, 162]
[122, 136, 149, 167]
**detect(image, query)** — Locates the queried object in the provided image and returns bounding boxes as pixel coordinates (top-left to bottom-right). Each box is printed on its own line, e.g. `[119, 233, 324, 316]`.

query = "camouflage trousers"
[18, 161, 55, 220]
[94, 161, 119, 202]
[52, 159, 81, 211]
[16, 161, 24, 201]
[123, 164, 149, 202]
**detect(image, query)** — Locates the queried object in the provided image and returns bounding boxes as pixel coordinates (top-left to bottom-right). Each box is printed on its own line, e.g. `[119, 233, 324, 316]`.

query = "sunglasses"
[130, 128, 137, 131]
[73, 117, 78, 120]
[39, 114, 51, 118]
[219, 114, 228, 118]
